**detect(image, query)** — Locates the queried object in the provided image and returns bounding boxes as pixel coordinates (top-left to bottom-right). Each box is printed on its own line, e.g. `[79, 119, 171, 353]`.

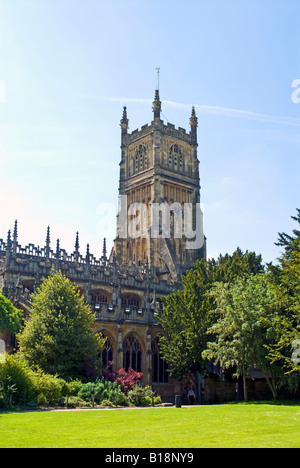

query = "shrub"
[144, 396, 154, 406]
[77, 377, 130, 406]
[128, 385, 155, 407]
[100, 399, 114, 407]
[60, 379, 82, 398]
[102, 365, 143, 394]
[78, 378, 112, 404]
[0, 353, 73, 408]
[37, 393, 48, 405]
[154, 396, 162, 405]
[110, 386, 129, 407]
[0, 353, 35, 406]
[65, 396, 90, 408]
[30, 370, 63, 405]
[142, 395, 162, 406]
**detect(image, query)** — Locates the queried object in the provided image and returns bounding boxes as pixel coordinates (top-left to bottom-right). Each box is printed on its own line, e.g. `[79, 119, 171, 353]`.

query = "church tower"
[114, 90, 205, 283]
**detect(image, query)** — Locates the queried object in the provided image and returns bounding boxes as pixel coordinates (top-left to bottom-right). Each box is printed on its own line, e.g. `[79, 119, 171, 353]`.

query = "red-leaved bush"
[102, 362, 143, 394]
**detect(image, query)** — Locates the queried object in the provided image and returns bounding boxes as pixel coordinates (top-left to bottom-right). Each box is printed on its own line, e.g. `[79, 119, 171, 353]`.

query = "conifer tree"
[275, 208, 300, 254]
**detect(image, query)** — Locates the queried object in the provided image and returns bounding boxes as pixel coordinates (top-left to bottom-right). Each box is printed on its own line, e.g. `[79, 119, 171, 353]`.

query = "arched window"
[122, 295, 141, 308]
[169, 144, 183, 172]
[134, 144, 147, 174]
[123, 334, 142, 372]
[152, 337, 169, 383]
[101, 336, 113, 369]
[92, 291, 109, 304]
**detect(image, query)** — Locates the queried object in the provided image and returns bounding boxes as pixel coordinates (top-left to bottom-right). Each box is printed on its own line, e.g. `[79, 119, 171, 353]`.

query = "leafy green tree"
[0, 293, 22, 336]
[266, 211, 300, 381]
[157, 248, 264, 383]
[203, 273, 280, 400]
[18, 270, 105, 380]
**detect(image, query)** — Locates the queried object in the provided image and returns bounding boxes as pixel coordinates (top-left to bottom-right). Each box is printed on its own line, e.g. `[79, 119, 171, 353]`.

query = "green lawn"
[0, 403, 299, 448]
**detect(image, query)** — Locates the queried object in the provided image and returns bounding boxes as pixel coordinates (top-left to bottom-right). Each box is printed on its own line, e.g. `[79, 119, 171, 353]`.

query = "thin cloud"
[84, 95, 300, 127]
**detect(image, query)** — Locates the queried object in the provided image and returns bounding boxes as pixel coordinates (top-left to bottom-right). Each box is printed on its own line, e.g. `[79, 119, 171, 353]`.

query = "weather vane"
[156, 67, 160, 91]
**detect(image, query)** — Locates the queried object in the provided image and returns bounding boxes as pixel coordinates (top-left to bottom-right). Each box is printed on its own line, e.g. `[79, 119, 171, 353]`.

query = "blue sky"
[0, 0, 299, 264]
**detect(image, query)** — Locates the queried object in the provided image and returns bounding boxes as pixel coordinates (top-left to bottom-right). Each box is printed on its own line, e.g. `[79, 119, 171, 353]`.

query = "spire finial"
[120, 106, 129, 135]
[13, 220, 18, 241]
[55, 239, 60, 271]
[45, 226, 51, 258]
[6, 229, 11, 248]
[56, 239, 60, 255]
[102, 238, 107, 260]
[190, 106, 198, 127]
[155, 67, 160, 91]
[85, 244, 91, 276]
[85, 243, 91, 269]
[75, 232, 80, 251]
[12, 220, 18, 254]
[46, 226, 50, 244]
[74, 232, 80, 262]
[152, 89, 161, 119]
[190, 106, 198, 142]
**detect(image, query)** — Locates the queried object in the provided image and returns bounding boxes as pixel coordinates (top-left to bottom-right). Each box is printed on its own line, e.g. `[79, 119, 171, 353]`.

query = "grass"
[0, 402, 299, 448]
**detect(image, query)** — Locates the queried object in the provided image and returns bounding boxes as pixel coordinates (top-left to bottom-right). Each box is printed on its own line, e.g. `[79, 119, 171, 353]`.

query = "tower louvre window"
[134, 144, 147, 173]
[169, 144, 183, 171]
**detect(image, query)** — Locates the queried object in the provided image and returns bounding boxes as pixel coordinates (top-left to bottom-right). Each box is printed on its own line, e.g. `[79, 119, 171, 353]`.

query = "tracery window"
[102, 337, 113, 369]
[152, 337, 169, 383]
[92, 292, 108, 304]
[121, 295, 141, 308]
[123, 334, 142, 372]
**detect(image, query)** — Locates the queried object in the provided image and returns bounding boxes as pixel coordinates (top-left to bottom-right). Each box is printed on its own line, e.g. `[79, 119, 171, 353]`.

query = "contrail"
[83, 95, 300, 127]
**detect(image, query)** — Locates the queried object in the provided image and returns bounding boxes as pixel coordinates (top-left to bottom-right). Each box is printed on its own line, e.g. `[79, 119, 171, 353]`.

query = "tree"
[0, 293, 22, 336]
[275, 208, 300, 255]
[203, 273, 280, 400]
[157, 248, 264, 384]
[266, 212, 300, 382]
[18, 270, 105, 380]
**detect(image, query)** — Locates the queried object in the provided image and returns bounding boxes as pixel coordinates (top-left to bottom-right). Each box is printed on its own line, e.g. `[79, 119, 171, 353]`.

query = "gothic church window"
[102, 337, 113, 368]
[152, 337, 169, 383]
[123, 334, 142, 372]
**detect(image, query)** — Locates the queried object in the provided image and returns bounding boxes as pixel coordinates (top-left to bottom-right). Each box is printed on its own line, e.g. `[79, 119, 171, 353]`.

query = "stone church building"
[0, 90, 206, 401]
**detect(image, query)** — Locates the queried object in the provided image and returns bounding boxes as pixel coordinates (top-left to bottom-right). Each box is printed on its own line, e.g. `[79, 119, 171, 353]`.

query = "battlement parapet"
[123, 119, 195, 146]
[0, 231, 177, 298]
